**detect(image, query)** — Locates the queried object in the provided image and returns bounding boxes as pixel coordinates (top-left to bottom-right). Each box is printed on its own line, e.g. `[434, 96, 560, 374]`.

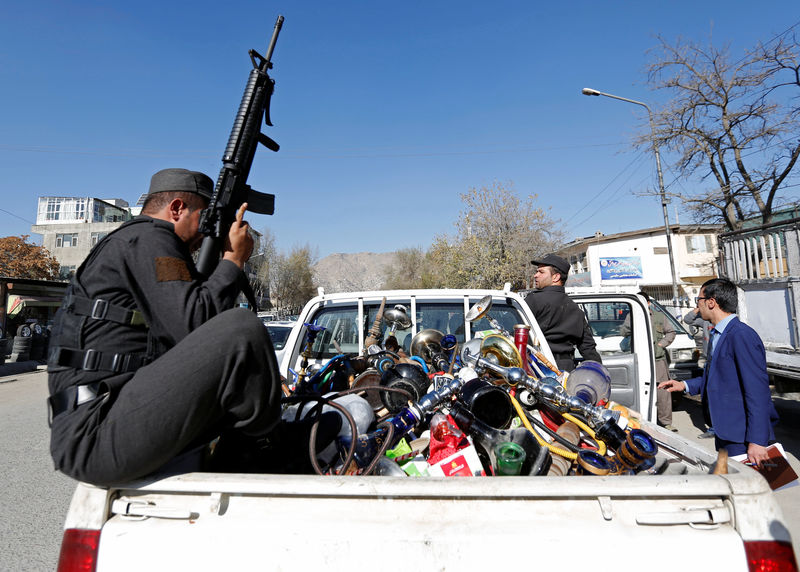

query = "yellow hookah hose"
[509, 393, 577, 461]
[562, 412, 607, 456]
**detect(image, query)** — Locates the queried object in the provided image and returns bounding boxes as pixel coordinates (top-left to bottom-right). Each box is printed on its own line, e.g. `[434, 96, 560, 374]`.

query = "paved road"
[2, 369, 799, 569]
[0, 370, 75, 571]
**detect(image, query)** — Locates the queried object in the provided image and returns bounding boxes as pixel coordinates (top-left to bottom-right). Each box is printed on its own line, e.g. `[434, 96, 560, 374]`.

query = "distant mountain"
[312, 251, 398, 293]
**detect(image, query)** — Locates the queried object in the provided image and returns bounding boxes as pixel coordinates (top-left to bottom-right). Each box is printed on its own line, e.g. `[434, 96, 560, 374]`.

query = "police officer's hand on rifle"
[222, 203, 254, 269]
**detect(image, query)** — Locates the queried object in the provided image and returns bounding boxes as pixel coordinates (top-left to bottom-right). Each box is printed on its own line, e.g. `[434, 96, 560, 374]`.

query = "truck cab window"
[364, 300, 413, 350]
[469, 303, 521, 338]
[578, 301, 634, 356]
[416, 303, 466, 343]
[649, 299, 690, 336]
[307, 305, 360, 358]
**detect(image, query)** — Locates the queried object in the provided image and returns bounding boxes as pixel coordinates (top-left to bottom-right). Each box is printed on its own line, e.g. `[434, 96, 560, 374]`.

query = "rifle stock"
[197, 15, 284, 278]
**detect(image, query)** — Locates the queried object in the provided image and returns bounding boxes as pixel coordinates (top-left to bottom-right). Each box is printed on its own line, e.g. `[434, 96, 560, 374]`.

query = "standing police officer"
[47, 168, 282, 486]
[524, 253, 601, 372]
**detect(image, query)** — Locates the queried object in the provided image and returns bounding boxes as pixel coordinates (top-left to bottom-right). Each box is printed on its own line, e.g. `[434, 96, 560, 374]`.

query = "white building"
[30, 197, 133, 278]
[557, 224, 722, 313]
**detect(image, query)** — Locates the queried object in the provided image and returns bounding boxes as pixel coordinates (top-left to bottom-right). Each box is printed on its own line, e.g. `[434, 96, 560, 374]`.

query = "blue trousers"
[714, 437, 747, 456]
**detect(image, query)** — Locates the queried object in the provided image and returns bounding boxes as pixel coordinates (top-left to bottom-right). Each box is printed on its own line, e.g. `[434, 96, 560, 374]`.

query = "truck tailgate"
[94, 473, 759, 571]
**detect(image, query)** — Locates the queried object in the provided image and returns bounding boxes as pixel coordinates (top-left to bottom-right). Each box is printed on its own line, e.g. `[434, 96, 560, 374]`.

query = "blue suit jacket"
[684, 317, 778, 446]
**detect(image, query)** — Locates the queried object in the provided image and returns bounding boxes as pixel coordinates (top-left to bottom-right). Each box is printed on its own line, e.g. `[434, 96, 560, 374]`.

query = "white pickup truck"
[56, 288, 797, 571]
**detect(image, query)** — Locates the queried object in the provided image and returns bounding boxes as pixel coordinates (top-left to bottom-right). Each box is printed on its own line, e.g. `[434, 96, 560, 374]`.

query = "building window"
[90, 232, 108, 246]
[46, 198, 61, 221]
[92, 201, 129, 223]
[75, 199, 86, 221]
[56, 233, 78, 248]
[685, 235, 713, 254]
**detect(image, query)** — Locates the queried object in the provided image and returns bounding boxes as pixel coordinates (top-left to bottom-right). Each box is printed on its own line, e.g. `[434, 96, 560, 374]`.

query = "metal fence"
[718, 217, 800, 353]
[720, 217, 799, 283]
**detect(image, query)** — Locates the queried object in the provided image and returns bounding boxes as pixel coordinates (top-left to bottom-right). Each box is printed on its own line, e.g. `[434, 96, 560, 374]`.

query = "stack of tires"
[10, 324, 33, 362]
[0, 326, 6, 366]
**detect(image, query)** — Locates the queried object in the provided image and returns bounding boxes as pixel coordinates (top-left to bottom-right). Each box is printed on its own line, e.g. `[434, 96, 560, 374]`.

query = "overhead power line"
[728, 18, 800, 68]
[565, 150, 647, 225]
[0, 208, 34, 225]
[0, 140, 628, 160]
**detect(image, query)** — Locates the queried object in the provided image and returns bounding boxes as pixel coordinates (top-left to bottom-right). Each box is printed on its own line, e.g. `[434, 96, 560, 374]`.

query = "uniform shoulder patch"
[155, 257, 192, 282]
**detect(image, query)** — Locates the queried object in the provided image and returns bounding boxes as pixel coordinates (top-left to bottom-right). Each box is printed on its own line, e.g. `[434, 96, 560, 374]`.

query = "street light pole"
[581, 87, 680, 313]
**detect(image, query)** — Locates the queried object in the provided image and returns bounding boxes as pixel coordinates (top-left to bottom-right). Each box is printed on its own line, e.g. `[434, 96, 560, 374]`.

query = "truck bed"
[64, 428, 791, 571]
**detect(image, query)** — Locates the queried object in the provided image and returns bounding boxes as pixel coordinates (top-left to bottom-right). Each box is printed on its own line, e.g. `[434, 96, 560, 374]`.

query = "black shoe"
[269, 412, 344, 474]
[209, 412, 343, 474]
[697, 429, 715, 439]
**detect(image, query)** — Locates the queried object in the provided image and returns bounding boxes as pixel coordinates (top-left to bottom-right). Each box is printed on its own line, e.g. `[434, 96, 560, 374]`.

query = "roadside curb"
[0, 361, 47, 382]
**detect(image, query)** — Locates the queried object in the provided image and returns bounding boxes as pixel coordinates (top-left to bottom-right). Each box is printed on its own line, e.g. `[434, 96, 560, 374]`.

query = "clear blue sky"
[1, 1, 798, 258]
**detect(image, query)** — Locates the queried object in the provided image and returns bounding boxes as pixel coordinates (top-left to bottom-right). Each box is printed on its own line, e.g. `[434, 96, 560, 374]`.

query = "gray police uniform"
[47, 174, 280, 486]
[524, 285, 602, 372]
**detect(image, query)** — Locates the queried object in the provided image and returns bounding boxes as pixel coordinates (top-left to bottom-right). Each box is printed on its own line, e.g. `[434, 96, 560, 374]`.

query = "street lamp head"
[582, 88, 601, 96]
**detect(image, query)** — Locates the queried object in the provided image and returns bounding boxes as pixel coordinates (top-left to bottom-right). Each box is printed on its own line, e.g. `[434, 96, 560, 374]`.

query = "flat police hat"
[531, 253, 570, 276]
[148, 168, 214, 200]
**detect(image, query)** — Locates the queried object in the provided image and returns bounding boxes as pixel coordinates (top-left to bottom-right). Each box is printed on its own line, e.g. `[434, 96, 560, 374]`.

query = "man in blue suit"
[659, 278, 778, 467]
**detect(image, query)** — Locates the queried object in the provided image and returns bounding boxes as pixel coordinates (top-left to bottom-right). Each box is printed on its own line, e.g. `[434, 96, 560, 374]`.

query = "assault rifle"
[196, 15, 284, 277]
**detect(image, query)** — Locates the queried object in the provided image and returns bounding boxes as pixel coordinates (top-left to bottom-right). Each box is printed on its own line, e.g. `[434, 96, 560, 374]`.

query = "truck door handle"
[111, 499, 197, 520]
[636, 506, 731, 526]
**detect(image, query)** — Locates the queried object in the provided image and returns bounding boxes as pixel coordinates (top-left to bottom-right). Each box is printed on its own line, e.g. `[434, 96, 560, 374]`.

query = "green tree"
[645, 33, 800, 229]
[423, 234, 477, 288]
[382, 247, 426, 289]
[270, 245, 317, 314]
[0, 235, 60, 279]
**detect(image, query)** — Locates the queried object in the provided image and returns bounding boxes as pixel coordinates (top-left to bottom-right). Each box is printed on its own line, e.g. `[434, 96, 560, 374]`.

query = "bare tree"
[250, 228, 276, 309]
[645, 33, 800, 229]
[423, 182, 564, 289]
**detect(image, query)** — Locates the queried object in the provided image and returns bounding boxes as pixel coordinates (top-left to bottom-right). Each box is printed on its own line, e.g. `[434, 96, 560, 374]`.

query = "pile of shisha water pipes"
[280, 298, 658, 478]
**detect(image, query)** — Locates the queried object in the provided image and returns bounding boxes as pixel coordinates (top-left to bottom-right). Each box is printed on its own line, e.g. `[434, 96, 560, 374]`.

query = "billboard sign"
[600, 257, 643, 280]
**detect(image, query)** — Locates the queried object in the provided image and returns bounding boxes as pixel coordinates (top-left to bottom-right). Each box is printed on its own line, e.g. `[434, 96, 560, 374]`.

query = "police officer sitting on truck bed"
[523, 253, 601, 373]
[46, 168, 311, 485]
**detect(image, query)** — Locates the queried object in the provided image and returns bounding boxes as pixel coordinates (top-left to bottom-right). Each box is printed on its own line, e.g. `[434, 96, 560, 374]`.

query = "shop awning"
[7, 294, 63, 317]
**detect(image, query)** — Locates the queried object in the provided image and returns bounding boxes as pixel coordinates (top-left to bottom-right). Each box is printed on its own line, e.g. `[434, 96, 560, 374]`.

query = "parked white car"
[263, 319, 296, 365]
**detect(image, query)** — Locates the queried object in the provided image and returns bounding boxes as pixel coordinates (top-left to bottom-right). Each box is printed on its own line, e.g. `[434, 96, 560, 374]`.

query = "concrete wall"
[31, 221, 125, 273]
